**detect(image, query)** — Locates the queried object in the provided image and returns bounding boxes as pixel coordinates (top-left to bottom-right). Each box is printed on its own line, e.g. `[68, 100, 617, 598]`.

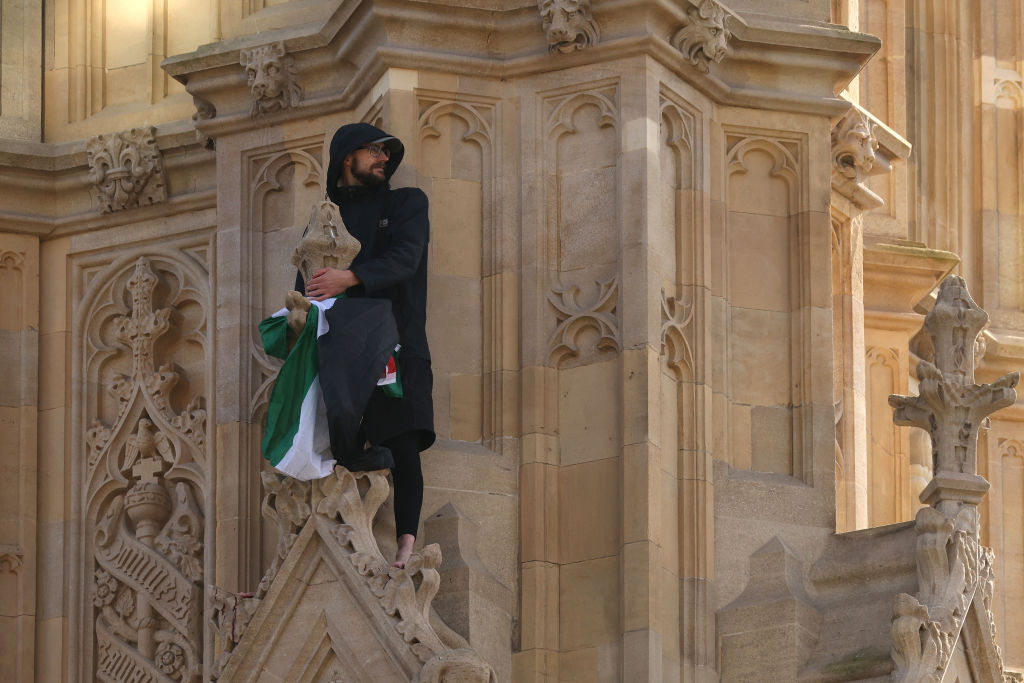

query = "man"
[301, 122, 434, 569]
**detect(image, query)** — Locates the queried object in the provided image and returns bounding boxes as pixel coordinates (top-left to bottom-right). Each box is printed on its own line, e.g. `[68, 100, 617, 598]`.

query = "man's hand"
[306, 268, 361, 301]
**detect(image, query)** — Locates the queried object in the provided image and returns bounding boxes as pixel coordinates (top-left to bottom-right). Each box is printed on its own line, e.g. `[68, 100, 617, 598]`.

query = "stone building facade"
[1, 0, 1023, 680]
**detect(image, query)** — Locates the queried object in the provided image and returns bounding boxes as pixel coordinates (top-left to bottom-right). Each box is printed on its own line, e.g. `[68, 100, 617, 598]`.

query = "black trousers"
[385, 430, 424, 538]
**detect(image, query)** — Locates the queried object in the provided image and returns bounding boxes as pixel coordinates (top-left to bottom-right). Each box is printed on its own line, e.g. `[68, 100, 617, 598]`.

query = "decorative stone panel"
[75, 252, 210, 682]
[86, 127, 167, 214]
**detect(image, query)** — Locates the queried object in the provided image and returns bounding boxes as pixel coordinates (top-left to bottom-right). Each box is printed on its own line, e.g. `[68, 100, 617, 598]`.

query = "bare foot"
[393, 533, 415, 569]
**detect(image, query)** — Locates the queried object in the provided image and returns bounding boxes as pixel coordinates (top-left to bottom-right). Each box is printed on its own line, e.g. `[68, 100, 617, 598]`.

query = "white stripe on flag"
[273, 374, 334, 480]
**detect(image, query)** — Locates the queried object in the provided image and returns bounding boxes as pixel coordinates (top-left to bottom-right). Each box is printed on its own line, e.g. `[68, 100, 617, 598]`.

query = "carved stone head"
[831, 109, 878, 182]
[539, 0, 600, 53]
[239, 42, 303, 117]
[291, 201, 361, 283]
[671, 0, 732, 73]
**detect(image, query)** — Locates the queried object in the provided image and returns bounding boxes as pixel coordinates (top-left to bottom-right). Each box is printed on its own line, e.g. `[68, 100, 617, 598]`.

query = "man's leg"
[385, 430, 423, 568]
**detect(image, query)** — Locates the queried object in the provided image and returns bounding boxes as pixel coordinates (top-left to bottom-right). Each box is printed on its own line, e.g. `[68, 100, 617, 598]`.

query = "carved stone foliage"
[538, 0, 599, 53]
[889, 276, 1018, 488]
[239, 42, 303, 117]
[211, 467, 496, 681]
[548, 276, 621, 366]
[81, 256, 208, 682]
[888, 276, 1019, 682]
[671, 0, 732, 73]
[661, 289, 694, 380]
[86, 127, 167, 214]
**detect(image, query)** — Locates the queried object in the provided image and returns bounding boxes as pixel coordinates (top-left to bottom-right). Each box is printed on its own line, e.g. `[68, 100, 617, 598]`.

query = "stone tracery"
[81, 256, 208, 682]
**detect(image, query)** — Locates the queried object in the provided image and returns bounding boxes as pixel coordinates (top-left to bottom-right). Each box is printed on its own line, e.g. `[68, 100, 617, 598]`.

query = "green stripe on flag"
[260, 308, 320, 466]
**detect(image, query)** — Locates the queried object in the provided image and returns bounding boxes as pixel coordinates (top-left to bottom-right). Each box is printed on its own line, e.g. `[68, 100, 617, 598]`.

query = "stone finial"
[86, 127, 167, 213]
[888, 275, 1018, 508]
[239, 41, 303, 118]
[538, 0, 599, 53]
[284, 201, 361, 340]
[671, 0, 732, 73]
[888, 275, 1019, 682]
[291, 200, 361, 282]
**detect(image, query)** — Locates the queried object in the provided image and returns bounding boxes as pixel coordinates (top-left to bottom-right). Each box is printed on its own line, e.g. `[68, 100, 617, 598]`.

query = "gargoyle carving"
[538, 0, 600, 53]
[671, 0, 731, 73]
[239, 42, 303, 117]
[86, 127, 167, 213]
[832, 107, 878, 182]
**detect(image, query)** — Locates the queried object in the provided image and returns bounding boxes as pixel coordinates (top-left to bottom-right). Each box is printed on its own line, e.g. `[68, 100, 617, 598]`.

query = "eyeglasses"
[361, 143, 391, 159]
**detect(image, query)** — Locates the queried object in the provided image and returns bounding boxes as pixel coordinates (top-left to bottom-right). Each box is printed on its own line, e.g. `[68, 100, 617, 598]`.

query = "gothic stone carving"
[548, 275, 621, 366]
[538, 0, 599, 53]
[86, 127, 167, 213]
[239, 42, 303, 118]
[211, 467, 497, 681]
[85, 257, 208, 682]
[671, 0, 731, 73]
[888, 276, 1019, 682]
[831, 106, 882, 208]
[285, 199, 362, 340]
[661, 289, 695, 379]
[889, 276, 1018, 492]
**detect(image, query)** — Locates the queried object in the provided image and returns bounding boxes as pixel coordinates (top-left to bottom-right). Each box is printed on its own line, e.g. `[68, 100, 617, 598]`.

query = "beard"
[350, 157, 387, 187]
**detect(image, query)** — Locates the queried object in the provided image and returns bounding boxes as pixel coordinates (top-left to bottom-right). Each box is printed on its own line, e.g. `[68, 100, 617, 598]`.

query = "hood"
[325, 123, 405, 204]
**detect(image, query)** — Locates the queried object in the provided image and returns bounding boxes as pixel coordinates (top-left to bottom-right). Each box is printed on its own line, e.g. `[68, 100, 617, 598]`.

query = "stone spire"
[889, 275, 1018, 512]
[888, 275, 1019, 681]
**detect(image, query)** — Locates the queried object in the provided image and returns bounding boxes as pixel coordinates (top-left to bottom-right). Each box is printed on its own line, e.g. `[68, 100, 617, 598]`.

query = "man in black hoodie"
[301, 123, 434, 569]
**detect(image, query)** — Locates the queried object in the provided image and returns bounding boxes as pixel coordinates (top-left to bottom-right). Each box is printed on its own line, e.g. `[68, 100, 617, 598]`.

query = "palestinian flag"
[259, 298, 401, 480]
[259, 300, 338, 480]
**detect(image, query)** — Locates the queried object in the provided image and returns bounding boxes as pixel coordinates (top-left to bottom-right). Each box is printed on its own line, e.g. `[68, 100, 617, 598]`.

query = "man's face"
[345, 146, 388, 187]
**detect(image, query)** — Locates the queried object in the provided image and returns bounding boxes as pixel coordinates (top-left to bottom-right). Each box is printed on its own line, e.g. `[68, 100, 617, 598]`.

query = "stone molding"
[538, 0, 599, 53]
[160, 1, 880, 142]
[888, 276, 1019, 682]
[212, 466, 496, 682]
[86, 126, 168, 214]
[239, 41, 303, 118]
[671, 0, 732, 73]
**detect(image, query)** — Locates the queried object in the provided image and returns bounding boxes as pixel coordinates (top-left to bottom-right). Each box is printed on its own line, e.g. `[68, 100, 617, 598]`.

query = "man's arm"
[349, 189, 429, 292]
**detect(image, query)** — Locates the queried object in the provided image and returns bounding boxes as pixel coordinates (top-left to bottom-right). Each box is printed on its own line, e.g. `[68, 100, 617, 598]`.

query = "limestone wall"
[1, 0, 1024, 680]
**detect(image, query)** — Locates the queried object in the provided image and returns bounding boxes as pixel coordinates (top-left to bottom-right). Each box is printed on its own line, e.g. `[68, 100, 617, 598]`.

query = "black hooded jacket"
[297, 123, 435, 452]
[298, 122, 431, 362]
